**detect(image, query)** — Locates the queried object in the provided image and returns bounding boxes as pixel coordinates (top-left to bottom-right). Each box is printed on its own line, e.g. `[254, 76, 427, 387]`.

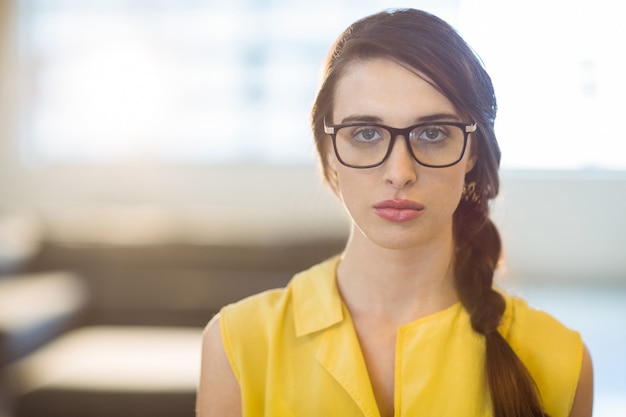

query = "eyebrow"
[339, 112, 462, 125]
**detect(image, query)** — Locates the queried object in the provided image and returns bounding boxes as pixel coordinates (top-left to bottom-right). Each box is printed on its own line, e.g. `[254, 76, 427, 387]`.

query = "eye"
[412, 125, 447, 142]
[350, 126, 385, 142]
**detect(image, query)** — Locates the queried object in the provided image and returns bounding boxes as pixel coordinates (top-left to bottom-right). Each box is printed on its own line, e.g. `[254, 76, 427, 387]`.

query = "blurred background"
[0, 0, 624, 416]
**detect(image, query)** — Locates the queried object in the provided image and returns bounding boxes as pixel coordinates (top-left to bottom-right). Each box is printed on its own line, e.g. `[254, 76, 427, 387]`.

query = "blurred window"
[17, 0, 626, 169]
[460, 0, 626, 170]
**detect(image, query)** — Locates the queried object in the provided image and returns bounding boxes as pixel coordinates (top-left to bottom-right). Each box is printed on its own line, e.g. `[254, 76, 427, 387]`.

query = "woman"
[197, 9, 593, 417]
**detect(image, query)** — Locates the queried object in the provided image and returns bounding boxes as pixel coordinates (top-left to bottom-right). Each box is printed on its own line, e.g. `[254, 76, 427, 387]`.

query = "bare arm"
[196, 314, 242, 417]
[568, 344, 594, 417]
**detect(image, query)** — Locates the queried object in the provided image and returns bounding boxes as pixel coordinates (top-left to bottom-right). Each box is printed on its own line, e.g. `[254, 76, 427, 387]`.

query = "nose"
[382, 136, 417, 188]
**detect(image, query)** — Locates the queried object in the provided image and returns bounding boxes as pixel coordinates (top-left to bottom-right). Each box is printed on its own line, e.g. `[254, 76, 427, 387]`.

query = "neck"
[337, 226, 458, 325]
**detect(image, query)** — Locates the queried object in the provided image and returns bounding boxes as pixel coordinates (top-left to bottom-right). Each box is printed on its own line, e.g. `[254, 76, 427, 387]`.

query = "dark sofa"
[1, 237, 345, 417]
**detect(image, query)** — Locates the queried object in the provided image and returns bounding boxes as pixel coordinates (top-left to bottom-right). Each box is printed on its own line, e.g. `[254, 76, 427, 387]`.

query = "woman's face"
[327, 58, 476, 250]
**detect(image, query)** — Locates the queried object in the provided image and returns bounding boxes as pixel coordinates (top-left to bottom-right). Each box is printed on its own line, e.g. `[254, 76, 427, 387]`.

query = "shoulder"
[217, 256, 341, 398]
[220, 287, 292, 346]
[220, 255, 341, 351]
[220, 255, 341, 337]
[197, 289, 293, 417]
[197, 314, 242, 417]
[502, 294, 583, 367]
[222, 286, 291, 321]
[503, 295, 582, 349]
[501, 293, 586, 417]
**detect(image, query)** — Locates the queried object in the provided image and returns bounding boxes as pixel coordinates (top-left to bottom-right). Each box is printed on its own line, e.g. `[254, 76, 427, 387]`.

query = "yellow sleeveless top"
[219, 256, 582, 417]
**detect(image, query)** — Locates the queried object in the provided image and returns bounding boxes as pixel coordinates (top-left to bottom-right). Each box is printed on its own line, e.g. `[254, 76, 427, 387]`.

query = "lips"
[373, 199, 425, 222]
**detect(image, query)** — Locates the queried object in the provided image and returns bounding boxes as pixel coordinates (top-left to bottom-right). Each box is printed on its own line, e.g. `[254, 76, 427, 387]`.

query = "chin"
[363, 230, 428, 251]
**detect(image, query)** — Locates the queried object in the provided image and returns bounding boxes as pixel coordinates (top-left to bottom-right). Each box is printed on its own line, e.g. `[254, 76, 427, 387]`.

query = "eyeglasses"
[324, 119, 477, 169]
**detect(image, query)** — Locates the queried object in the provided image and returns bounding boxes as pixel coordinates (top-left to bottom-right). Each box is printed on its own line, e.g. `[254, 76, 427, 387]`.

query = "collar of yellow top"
[290, 254, 514, 338]
[291, 255, 344, 337]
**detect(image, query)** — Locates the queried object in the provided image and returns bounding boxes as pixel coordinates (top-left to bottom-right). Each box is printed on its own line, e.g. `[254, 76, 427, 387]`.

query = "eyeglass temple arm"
[323, 118, 334, 134]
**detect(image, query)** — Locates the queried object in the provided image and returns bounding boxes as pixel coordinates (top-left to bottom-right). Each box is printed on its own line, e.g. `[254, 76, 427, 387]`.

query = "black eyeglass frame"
[323, 119, 478, 169]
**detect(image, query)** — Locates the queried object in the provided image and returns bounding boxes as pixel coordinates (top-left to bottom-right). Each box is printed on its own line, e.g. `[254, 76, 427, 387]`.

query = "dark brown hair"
[310, 9, 548, 417]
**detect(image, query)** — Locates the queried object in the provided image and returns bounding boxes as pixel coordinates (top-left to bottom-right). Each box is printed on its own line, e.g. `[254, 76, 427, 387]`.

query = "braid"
[454, 196, 549, 417]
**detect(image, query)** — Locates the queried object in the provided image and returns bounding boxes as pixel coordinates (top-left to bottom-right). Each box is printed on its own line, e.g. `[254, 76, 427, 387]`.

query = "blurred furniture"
[24, 240, 344, 327]
[8, 326, 201, 417]
[0, 271, 87, 416]
[4, 238, 344, 417]
[0, 272, 87, 367]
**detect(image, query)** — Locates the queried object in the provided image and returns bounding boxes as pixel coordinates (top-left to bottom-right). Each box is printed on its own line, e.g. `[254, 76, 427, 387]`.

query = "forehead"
[332, 58, 458, 125]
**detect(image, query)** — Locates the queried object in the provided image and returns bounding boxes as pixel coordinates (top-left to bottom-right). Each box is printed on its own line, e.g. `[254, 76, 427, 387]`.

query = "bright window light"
[460, 0, 626, 170]
[17, 0, 626, 169]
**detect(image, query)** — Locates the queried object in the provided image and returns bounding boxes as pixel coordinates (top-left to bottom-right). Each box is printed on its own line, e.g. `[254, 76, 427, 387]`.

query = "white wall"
[494, 170, 626, 284]
[0, 162, 624, 284]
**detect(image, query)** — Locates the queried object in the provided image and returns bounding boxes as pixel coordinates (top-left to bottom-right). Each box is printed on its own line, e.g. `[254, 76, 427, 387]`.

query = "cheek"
[334, 168, 355, 199]
[426, 167, 467, 209]
[333, 168, 371, 214]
